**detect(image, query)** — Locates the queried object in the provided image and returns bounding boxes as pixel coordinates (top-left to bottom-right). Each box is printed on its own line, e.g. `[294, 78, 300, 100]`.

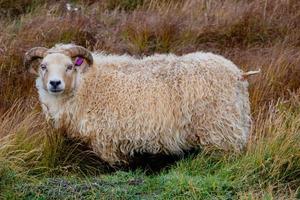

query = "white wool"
[33, 44, 252, 166]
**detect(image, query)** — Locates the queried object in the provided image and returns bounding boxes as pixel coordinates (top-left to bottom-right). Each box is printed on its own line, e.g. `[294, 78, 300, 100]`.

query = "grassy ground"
[0, 0, 300, 199]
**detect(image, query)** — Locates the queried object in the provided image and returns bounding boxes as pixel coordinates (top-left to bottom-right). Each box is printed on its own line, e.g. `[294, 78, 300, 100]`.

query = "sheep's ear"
[28, 59, 42, 76]
[73, 57, 90, 73]
[29, 67, 39, 75]
[24, 47, 48, 75]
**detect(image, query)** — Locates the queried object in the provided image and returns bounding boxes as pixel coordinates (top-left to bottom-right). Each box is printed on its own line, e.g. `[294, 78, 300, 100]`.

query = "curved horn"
[24, 47, 48, 69]
[63, 45, 93, 65]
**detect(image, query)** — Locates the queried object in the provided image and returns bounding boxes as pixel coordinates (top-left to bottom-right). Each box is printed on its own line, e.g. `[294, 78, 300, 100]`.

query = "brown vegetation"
[0, 0, 300, 198]
[1, 0, 300, 112]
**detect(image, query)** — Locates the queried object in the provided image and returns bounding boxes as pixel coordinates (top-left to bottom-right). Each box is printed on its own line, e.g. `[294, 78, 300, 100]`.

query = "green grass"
[1, 99, 299, 199]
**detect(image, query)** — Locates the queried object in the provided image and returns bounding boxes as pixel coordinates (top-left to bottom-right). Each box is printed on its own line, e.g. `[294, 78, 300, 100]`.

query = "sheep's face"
[38, 53, 85, 95]
[25, 44, 93, 96]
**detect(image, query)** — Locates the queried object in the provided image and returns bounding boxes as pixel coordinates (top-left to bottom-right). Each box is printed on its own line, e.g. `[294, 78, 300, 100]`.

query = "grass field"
[0, 0, 300, 199]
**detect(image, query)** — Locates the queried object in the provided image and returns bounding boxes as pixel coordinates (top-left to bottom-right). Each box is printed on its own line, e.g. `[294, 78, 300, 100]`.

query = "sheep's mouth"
[49, 89, 64, 94]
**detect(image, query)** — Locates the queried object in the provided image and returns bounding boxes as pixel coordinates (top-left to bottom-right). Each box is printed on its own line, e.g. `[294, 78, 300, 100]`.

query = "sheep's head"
[24, 45, 93, 95]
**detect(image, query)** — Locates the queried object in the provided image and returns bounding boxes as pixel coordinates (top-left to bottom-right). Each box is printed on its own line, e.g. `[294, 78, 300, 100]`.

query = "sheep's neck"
[39, 88, 74, 128]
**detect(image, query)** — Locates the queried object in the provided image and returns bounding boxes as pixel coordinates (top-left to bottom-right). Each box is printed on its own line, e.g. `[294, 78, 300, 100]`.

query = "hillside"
[0, 0, 300, 199]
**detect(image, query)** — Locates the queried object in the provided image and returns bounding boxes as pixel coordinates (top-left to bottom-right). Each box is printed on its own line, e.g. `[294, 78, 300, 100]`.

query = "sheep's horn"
[24, 47, 48, 69]
[63, 46, 93, 65]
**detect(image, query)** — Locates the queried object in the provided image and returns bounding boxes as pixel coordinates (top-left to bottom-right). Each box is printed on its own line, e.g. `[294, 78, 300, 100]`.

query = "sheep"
[24, 44, 258, 166]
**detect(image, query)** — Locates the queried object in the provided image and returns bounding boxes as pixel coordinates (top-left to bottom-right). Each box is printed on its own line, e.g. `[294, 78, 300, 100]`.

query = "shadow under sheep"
[62, 136, 200, 174]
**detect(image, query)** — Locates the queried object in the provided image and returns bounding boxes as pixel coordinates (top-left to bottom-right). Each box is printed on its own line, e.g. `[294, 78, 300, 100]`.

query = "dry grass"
[1, 0, 299, 109]
[0, 0, 300, 198]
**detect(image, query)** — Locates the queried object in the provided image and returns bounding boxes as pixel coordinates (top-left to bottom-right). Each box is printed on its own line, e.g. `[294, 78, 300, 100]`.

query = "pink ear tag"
[75, 57, 84, 66]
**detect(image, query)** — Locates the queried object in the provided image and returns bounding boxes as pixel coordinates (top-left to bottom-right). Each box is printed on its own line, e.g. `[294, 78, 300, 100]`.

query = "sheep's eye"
[66, 64, 73, 71]
[40, 64, 47, 70]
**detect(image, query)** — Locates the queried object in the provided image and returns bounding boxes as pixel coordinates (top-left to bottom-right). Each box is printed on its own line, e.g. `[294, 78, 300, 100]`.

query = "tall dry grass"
[1, 0, 299, 109]
[0, 0, 300, 197]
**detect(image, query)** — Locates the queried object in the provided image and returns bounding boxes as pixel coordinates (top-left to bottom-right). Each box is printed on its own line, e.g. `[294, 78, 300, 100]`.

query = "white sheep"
[24, 44, 258, 166]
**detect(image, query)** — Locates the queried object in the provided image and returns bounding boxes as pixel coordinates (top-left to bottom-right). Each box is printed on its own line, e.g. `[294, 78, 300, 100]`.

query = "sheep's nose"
[49, 80, 61, 88]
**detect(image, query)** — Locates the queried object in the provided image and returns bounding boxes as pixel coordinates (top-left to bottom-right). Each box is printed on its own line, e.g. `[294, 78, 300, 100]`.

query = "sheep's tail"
[241, 69, 261, 80]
